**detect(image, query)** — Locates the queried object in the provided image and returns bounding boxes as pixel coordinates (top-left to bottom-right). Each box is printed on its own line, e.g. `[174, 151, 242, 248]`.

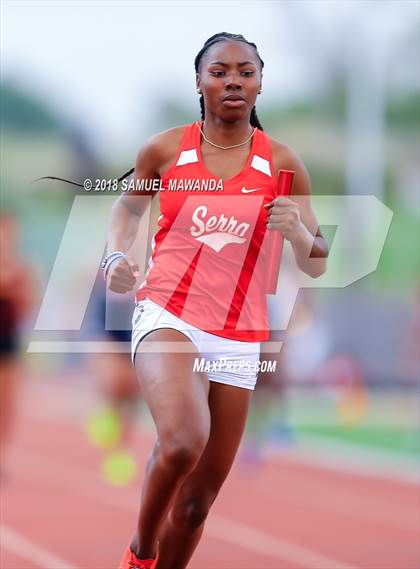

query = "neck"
[201, 115, 253, 147]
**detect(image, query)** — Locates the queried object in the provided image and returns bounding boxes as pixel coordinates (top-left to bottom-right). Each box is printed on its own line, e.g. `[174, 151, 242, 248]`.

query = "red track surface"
[1, 375, 419, 569]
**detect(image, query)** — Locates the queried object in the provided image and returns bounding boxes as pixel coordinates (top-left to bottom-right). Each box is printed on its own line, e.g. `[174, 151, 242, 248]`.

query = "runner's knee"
[159, 433, 208, 472]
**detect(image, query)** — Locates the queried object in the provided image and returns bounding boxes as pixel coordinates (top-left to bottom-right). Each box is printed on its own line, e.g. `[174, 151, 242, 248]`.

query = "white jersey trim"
[176, 149, 199, 167]
[251, 154, 272, 177]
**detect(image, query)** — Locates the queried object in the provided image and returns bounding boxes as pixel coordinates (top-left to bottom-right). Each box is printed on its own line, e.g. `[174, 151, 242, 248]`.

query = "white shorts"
[131, 298, 261, 390]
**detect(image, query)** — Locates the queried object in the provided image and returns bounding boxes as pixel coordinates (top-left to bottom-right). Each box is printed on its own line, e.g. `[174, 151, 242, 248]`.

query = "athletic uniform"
[132, 121, 281, 389]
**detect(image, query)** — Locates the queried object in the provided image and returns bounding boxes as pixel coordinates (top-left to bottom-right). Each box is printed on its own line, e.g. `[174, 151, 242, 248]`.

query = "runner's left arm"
[267, 144, 328, 278]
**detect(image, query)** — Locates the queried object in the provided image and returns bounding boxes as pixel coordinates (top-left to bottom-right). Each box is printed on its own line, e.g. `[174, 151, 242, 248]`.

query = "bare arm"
[267, 143, 328, 278]
[105, 137, 162, 292]
[107, 139, 161, 254]
[105, 126, 185, 292]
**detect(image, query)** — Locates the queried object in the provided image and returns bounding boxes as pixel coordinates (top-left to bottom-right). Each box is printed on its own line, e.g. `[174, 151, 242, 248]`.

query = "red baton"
[266, 169, 295, 293]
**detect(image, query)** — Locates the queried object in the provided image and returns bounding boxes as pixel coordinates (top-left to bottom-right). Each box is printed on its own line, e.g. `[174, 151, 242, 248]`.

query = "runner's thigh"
[175, 381, 251, 497]
[134, 328, 211, 452]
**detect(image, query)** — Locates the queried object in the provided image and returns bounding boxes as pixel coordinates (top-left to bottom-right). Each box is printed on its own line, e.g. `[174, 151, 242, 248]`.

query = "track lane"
[2, 376, 419, 569]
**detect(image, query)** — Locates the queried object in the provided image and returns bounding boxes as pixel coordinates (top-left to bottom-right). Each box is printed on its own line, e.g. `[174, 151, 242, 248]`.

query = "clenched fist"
[106, 257, 140, 293]
[264, 196, 305, 242]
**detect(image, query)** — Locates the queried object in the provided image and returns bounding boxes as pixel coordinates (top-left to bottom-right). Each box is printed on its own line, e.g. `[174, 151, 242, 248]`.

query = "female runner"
[104, 32, 328, 569]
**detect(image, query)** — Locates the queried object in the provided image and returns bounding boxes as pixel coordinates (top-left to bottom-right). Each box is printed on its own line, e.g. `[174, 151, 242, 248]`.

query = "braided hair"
[38, 33, 265, 188]
[195, 32, 264, 131]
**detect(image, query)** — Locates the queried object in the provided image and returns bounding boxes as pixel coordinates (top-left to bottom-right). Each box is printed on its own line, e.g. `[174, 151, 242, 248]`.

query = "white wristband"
[101, 251, 126, 279]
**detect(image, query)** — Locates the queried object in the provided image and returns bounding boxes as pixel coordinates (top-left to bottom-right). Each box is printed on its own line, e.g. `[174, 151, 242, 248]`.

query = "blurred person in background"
[102, 32, 328, 569]
[240, 262, 301, 465]
[278, 287, 368, 431]
[85, 275, 143, 486]
[281, 289, 332, 386]
[94, 289, 142, 444]
[0, 210, 37, 478]
[241, 286, 331, 466]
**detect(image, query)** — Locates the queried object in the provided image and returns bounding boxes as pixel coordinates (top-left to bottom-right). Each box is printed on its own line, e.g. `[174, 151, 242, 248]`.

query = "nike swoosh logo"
[241, 187, 262, 193]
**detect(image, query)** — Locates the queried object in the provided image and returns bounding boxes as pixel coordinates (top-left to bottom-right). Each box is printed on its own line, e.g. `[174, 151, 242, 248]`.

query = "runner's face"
[196, 41, 262, 121]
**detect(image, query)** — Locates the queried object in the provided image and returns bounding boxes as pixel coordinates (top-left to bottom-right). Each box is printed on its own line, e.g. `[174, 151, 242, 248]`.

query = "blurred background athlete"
[84, 275, 142, 486]
[0, 211, 37, 479]
[104, 33, 328, 569]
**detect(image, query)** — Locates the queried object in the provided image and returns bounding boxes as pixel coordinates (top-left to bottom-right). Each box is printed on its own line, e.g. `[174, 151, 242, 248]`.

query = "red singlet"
[135, 121, 280, 342]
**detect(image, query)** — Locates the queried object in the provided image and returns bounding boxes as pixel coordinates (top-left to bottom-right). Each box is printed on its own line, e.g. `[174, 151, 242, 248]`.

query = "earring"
[197, 89, 202, 94]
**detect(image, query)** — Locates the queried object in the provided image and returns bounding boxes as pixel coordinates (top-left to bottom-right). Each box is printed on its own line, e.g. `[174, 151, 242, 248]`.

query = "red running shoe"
[118, 543, 159, 569]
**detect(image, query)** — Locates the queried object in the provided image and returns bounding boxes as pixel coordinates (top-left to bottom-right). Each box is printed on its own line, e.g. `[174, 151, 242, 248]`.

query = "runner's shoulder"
[137, 125, 188, 176]
[268, 136, 311, 195]
[268, 136, 307, 176]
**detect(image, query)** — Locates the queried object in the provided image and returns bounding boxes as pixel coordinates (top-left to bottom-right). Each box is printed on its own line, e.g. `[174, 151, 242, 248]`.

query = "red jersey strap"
[161, 123, 197, 181]
[182, 122, 198, 148]
[252, 128, 275, 177]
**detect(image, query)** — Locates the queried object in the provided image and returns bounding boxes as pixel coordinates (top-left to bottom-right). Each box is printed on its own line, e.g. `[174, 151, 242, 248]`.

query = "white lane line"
[9, 450, 420, 533]
[0, 525, 79, 569]
[207, 514, 358, 569]
[21, 381, 419, 485]
[24, 396, 420, 487]
[268, 459, 419, 532]
[9, 430, 420, 533]
[7, 451, 361, 569]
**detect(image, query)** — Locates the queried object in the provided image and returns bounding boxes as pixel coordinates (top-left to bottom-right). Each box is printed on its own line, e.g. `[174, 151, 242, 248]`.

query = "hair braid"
[199, 94, 205, 121]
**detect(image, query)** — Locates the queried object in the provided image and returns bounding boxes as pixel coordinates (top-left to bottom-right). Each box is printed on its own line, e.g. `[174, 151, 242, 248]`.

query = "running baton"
[265, 169, 295, 293]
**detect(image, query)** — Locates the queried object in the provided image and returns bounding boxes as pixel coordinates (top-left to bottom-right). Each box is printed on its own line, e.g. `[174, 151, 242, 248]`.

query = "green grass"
[296, 424, 420, 458]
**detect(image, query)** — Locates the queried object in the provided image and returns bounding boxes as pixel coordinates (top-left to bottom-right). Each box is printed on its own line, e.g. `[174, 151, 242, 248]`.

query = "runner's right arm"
[106, 127, 185, 293]
[106, 137, 162, 293]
